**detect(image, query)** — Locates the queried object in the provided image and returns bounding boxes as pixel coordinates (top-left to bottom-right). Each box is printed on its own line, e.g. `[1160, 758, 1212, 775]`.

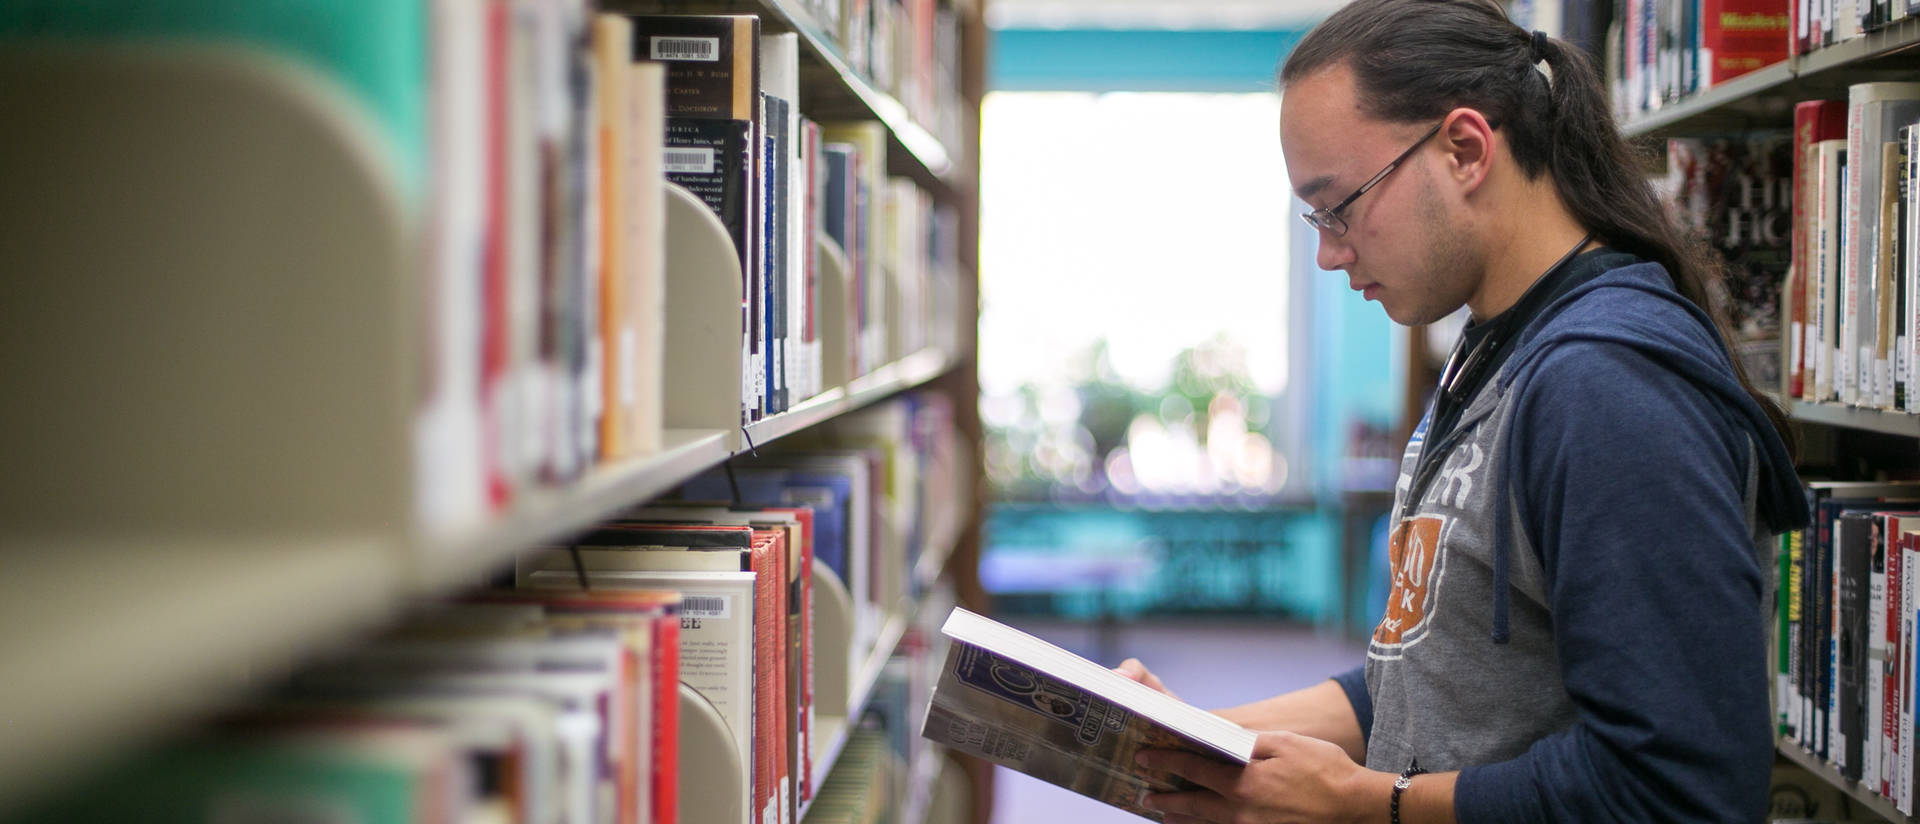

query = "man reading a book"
[1116, 0, 1809, 821]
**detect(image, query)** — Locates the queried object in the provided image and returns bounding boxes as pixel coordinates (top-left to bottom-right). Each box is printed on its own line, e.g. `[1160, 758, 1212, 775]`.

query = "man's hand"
[1113, 658, 1180, 701]
[1135, 730, 1392, 824]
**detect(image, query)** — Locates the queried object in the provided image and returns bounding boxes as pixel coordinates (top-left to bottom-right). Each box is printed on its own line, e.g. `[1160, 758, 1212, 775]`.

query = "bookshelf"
[1613, 16, 1920, 823]
[0, 0, 988, 820]
[1622, 18, 1920, 140]
[609, 0, 969, 194]
[1778, 734, 1912, 822]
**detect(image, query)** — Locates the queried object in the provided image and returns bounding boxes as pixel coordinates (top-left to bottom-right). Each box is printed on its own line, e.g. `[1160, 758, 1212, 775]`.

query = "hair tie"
[1531, 30, 1551, 62]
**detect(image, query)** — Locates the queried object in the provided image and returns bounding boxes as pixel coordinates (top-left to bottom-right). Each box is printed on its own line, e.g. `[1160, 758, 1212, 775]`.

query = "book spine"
[1903, 531, 1920, 813]
[1820, 141, 1847, 403]
[1870, 514, 1889, 789]
[655, 609, 681, 824]
[1907, 126, 1920, 411]
[1889, 517, 1908, 796]
[1791, 524, 1808, 741]
[1794, 101, 1846, 399]
[1882, 140, 1904, 409]
[1847, 91, 1868, 405]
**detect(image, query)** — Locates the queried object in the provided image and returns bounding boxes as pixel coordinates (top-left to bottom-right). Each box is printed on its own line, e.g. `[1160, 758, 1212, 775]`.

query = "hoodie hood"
[1478, 260, 1808, 643]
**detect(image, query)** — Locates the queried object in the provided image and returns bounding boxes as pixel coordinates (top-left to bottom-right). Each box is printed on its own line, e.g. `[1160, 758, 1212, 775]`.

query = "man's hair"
[1281, 0, 1793, 454]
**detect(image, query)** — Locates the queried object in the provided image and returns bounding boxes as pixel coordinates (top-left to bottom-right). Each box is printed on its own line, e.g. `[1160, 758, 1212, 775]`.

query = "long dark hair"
[1282, 0, 1795, 456]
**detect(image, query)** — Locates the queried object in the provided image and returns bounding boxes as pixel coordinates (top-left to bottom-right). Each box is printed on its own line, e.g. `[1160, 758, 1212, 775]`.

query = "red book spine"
[654, 608, 680, 824]
[483, 0, 512, 509]
[1794, 100, 1849, 398]
[790, 510, 816, 800]
[617, 646, 641, 824]
[1888, 516, 1905, 797]
[1702, 0, 1791, 85]
[758, 531, 791, 824]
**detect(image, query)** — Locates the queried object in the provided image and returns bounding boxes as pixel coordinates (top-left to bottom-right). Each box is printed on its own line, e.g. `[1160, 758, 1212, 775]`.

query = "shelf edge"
[1776, 737, 1910, 822]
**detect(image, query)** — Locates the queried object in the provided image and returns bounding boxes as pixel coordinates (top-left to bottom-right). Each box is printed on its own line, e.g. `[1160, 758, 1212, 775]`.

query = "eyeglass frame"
[1298, 119, 1447, 237]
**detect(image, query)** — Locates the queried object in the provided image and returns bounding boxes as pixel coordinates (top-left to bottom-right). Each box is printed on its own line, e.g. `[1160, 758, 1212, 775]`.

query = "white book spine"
[1846, 90, 1867, 405]
[1819, 141, 1846, 403]
[1871, 556, 1889, 793]
[1907, 126, 1920, 411]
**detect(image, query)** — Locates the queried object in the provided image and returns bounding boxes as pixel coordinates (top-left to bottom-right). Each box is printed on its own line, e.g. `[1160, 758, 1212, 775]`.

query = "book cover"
[920, 608, 1256, 822]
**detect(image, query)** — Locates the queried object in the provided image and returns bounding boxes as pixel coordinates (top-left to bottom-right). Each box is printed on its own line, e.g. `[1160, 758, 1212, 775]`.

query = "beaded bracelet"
[1391, 759, 1426, 824]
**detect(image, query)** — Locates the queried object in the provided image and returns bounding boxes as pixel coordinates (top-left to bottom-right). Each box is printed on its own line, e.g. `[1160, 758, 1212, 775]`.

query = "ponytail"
[1281, 0, 1795, 456]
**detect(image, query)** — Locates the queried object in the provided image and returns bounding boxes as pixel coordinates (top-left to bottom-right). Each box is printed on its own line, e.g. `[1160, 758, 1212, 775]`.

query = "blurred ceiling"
[986, 0, 1351, 30]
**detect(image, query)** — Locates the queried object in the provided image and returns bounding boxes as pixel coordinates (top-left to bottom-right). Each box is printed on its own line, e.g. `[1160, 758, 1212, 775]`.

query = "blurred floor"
[986, 616, 1368, 824]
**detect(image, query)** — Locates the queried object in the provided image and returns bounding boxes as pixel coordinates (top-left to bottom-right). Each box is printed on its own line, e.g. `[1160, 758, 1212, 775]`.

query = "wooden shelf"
[1623, 19, 1920, 139]
[1786, 398, 1920, 438]
[1777, 738, 1910, 822]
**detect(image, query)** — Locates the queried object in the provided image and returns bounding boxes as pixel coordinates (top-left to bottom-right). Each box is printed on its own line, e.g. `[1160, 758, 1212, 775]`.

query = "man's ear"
[1438, 108, 1497, 193]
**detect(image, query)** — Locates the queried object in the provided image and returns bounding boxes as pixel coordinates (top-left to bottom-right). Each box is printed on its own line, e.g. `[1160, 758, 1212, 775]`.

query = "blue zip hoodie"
[1334, 257, 1809, 822]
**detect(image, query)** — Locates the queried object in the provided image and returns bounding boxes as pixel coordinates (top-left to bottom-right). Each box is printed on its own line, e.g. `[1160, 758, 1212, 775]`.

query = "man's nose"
[1316, 232, 1354, 271]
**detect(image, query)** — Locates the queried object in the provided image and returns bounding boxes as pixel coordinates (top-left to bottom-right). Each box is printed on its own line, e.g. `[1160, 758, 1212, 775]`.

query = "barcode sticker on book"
[651, 36, 719, 62]
[682, 595, 731, 618]
[664, 147, 717, 175]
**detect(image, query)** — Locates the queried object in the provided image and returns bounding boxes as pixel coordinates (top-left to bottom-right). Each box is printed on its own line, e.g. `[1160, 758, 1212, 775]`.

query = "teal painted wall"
[990, 28, 1305, 93]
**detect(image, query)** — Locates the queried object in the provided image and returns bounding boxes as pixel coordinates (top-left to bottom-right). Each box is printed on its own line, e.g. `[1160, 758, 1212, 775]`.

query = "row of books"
[411, 4, 968, 536]
[1606, 0, 1791, 120]
[10, 393, 968, 824]
[1793, 0, 1918, 58]
[791, 0, 970, 156]
[674, 392, 967, 662]
[1779, 481, 1920, 812]
[865, 587, 955, 822]
[9, 588, 686, 824]
[522, 392, 964, 824]
[1780, 88, 1920, 411]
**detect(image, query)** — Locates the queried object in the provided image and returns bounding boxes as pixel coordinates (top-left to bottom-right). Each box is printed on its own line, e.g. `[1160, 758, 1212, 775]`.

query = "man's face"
[1281, 64, 1480, 326]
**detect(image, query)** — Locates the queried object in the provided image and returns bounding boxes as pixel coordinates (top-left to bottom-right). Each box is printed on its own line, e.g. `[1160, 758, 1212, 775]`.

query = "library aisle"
[988, 617, 1367, 823]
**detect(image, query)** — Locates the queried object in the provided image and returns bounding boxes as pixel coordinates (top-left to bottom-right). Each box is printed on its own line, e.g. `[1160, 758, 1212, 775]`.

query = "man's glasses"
[1299, 120, 1446, 237]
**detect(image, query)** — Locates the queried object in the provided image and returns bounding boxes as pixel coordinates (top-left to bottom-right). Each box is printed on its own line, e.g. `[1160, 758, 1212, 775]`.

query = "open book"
[918, 608, 1257, 820]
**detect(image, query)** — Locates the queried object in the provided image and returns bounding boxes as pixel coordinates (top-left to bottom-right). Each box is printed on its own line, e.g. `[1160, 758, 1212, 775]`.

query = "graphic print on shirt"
[1370, 514, 1451, 659]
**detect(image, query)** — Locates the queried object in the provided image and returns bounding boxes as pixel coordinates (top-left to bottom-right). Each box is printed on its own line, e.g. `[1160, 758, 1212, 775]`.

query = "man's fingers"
[1141, 789, 1227, 824]
[1136, 749, 1243, 796]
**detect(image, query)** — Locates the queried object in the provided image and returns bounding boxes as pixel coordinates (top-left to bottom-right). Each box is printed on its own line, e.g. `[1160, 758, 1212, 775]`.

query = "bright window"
[978, 90, 1294, 501]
